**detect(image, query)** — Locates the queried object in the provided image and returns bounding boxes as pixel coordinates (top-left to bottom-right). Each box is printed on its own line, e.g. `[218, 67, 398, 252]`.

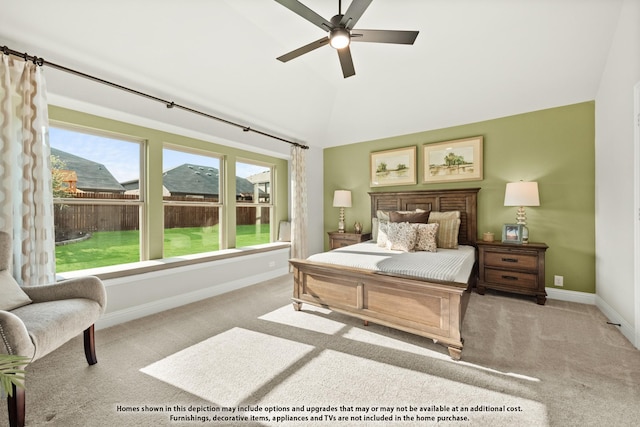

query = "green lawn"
[55, 225, 270, 273]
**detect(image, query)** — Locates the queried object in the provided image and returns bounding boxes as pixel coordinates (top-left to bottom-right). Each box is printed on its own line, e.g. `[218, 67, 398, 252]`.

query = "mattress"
[307, 241, 476, 284]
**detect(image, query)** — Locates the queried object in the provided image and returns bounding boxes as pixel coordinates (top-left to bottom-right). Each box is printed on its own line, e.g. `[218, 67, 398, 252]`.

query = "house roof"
[123, 164, 259, 197]
[0, 1, 624, 154]
[51, 147, 124, 193]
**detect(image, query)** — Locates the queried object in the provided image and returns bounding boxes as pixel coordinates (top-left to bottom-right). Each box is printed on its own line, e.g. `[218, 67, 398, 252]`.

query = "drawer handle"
[501, 275, 519, 281]
[501, 257, 518, 263]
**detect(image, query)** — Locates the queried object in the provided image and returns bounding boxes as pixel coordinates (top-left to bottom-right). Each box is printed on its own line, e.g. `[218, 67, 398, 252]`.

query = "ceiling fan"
[274, 0, 419, 78]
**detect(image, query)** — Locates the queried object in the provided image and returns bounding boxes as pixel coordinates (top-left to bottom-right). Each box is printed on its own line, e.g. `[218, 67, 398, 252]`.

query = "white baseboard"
[594, 294, 638, 348]
[545, 287, 597, 305]
[96, 267, 289, 330]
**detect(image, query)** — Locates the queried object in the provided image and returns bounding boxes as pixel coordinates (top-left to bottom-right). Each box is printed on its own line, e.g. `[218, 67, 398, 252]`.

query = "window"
[48, 107, 288, 274]
[50, 125, 143, 273]
[235, 160, 273, 247]
[162, 147, 222, 257]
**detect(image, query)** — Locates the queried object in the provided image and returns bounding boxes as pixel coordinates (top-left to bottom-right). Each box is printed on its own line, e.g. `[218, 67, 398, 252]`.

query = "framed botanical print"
[423, 136, 483, 183]
[370, 146, 417, 187]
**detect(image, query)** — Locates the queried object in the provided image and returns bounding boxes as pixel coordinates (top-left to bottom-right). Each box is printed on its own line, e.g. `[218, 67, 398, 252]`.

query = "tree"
[376, 162, 387, 173]
[51, 155, 75, 199]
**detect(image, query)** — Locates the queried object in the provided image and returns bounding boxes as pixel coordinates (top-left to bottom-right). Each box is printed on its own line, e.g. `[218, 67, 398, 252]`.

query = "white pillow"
[0, 270, 32, 311]
[376, 219, 389, 247]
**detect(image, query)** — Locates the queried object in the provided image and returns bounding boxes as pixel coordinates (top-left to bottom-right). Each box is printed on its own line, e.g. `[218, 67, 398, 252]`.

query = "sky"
[49, 127, 269, 182]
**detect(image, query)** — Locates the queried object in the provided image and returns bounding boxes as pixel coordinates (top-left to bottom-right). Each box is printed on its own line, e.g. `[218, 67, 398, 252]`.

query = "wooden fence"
[54, 193, 269, 235]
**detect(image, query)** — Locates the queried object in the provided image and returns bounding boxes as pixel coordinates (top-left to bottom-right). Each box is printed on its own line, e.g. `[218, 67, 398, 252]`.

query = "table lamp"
[504, 181, 540, 243]
[333, 190, 352, 233]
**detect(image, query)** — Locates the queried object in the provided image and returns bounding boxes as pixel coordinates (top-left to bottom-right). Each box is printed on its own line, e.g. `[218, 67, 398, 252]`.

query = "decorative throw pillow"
[415, 223, 439, 252]
[0, 270, 32, 311]
[376, 219, 389, 247]
[428, 211, 461, 249]
[386, 222, 418, 252]
[376, 210, 391, 222]
[372, 218, 378, 241]
[377, 208, 426, 223]
[389, 210, 430, 224]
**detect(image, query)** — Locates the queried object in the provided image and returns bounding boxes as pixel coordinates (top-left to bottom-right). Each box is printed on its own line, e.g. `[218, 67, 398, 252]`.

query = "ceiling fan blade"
[351, 29, 419, 44]
[273, 0, 333, 32]
[337, 46, 356, 78]
[277, 37, 330, 62]
[339, 0, 373, 30]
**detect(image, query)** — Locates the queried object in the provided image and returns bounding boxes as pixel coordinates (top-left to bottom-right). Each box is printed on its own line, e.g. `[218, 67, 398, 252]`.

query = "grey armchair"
[0, 231, 106, 427]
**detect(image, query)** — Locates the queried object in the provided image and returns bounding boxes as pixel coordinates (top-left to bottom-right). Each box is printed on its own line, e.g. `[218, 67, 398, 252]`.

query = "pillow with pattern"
[386, 221, 418, 252]
[415, 223, 439, 252]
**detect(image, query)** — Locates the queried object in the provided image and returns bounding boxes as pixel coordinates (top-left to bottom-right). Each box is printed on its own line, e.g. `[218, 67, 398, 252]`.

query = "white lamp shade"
[504, 181, 540, 206]
[333, 190, 352, 207]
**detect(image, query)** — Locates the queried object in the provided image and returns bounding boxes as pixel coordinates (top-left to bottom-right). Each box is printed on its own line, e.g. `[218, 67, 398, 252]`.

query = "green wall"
[324, 102, 595, 293]
[49, 105, 289, 258]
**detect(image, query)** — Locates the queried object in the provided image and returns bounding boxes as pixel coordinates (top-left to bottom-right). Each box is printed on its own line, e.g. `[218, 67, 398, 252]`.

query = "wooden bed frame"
[289, 188, 479, 359]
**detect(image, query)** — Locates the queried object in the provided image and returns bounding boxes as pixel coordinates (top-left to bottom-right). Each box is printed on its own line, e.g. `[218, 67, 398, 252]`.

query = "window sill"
[56, 242, 291, 281]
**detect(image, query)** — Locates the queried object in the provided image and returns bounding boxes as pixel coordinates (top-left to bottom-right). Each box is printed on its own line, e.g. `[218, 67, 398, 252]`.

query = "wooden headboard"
[369, 188, 480, 246]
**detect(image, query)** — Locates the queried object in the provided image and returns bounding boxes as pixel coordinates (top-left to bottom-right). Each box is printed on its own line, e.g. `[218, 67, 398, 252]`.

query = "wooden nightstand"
[328, 231, 372, 249]
[476, 241, 548, 305]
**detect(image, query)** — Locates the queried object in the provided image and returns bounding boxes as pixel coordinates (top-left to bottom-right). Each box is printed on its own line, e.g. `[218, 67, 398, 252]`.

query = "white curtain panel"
[290, 145, 308, 262]
[0, 53, 55, 285]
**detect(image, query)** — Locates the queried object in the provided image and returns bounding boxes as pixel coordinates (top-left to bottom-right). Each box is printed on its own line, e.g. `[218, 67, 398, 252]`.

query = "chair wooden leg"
[7, 384, 25, 427]
[84, 325, 98, 365]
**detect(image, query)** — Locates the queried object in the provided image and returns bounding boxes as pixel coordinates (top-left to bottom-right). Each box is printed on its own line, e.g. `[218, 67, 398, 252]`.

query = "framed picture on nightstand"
[502, 223, 523, 244]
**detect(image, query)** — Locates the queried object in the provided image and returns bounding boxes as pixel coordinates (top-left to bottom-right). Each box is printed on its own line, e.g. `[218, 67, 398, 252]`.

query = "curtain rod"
[1, 45, 309, 150]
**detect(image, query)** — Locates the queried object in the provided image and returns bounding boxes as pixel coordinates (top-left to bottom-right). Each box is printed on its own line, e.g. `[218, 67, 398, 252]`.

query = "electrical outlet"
[554, 275, 564, 287]
[268, 261, 276, 268]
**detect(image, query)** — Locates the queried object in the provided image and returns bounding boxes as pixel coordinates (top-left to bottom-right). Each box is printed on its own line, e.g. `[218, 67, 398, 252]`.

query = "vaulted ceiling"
[0, 0, 623, 153]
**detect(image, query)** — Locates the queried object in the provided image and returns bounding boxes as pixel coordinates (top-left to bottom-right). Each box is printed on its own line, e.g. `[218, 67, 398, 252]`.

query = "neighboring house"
[51, 147, 125, 194]
[121, 163, 263, 201]
[246, 171, 271, 203]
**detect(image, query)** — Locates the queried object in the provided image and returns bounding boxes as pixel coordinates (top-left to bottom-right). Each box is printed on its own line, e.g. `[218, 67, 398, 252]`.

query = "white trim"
[634, 81, 640, 348]
[545, 287, 596, 305]
[96, 268, 289, 330]
[596, 294, 637, 346]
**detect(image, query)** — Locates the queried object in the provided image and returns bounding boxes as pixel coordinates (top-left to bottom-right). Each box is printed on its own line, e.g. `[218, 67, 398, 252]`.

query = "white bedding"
[307, 241, 476, 284]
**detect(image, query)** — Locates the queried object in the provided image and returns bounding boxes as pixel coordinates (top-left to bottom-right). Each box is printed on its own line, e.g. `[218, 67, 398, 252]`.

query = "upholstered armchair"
[0, 231, 106, 427]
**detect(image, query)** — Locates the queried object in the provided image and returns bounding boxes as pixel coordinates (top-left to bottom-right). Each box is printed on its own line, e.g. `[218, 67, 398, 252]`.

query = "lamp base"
[338, 207, 346, 233]
[516, 206, 529, 244]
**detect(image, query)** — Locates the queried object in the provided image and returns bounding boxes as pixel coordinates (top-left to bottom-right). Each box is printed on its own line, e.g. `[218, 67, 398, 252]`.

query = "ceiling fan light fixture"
[329, 28, 351, 49]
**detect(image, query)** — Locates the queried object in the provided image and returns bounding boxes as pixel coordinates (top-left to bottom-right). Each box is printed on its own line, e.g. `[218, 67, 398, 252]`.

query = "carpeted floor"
[3, 274, 639, 426]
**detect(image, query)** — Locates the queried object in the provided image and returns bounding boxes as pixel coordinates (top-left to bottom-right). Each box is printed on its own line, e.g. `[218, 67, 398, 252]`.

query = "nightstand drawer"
[484, 251, 537, 270]
[331, 233, 354, 242]
[485, 268, 538, 290]
[328, 232, 371, 250]
[333, 239, 354, 248]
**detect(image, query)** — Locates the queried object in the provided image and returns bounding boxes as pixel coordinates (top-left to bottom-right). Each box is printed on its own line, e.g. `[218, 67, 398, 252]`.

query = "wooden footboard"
[290, 258, 472, 360]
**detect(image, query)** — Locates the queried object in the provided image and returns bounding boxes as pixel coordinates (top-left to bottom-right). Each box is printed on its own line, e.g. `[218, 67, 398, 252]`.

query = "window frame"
[235, 158, 276, 244]
[50, 121, 147, 266]
[162, 143, 225, 255]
